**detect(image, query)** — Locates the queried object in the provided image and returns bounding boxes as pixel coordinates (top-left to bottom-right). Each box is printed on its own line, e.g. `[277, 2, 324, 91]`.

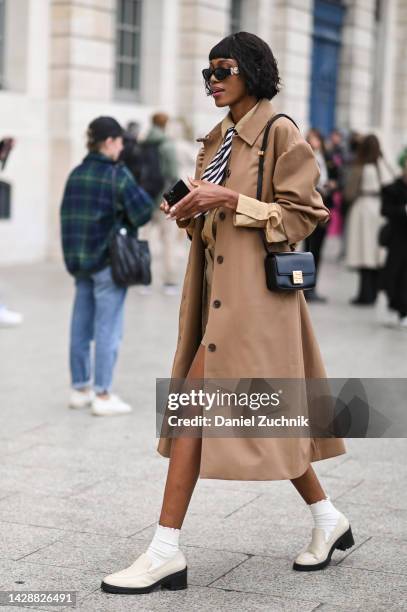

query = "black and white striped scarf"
[201, 126, 237, 184]
[197, 125, 236, 217]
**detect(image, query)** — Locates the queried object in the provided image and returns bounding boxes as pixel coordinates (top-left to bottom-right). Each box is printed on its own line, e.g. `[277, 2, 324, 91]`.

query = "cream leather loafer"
[101, 552, 187, 594]
[293, 513, 354, 571]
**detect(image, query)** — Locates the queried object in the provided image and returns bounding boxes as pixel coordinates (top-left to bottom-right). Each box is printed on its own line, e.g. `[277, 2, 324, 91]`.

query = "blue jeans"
[70, 266, 127, 394]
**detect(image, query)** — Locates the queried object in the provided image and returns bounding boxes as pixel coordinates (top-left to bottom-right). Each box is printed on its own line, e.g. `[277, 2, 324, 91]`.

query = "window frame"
[115, 0, 143, 101]
[230, 0, 242, 34]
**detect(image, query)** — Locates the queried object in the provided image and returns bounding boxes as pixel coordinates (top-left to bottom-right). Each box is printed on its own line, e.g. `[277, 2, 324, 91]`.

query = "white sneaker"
[163, 284, 179, 296]
[375, 293, 399, 327]
[293, 513, 354, 571]
[0, 307, 23, 327]
[381, 309, 400, 328]
[400, 316, 407, 329]
[69, 389, 95, 409]
[91, 394, 132, 416]
[101, 551, 187, 594]
[137, 285, 152, 296]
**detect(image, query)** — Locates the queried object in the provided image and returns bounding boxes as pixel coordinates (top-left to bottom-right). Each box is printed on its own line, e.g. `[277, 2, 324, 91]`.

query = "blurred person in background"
[345, 134, 387, 305]
[380, 147, 407, 328]
[345, 131, 363, 164]
[326, 128, 346, 160]
[169, 117, 199, 253]
[338, 131, 363, 262]
[170, 116, 199, 182]
[120, 121, 142, 183]
[340, 131, 364, 256]
[138, 112, 179, 295]
[304, 128, 333, 303]
[60, 116, 153, 416]
[0, 137, 23, 328]
[325, 129, 346, 241]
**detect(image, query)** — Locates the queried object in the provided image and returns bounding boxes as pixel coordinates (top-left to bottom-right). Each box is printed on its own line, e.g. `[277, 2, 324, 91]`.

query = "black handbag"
[257, 114, 316, 291]
[264, 250, 316, 291]
[109, 166, 152, 287]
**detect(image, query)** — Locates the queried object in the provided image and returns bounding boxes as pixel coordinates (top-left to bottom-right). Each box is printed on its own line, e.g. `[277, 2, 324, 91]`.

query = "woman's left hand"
[168, 178, 239, 220]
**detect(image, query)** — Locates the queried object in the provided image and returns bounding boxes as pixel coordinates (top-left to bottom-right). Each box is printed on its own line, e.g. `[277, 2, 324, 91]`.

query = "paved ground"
[0, 237, 406, 611]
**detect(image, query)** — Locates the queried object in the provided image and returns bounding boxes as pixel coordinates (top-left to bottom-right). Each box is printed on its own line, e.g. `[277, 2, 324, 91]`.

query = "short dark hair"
[357, 134, 382, 165]
[206, 32, 281, 100]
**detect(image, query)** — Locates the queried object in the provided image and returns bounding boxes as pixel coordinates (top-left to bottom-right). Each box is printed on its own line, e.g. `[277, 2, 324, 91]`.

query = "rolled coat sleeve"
[175, 145, 205, 237]
[233, 133, 330, 246]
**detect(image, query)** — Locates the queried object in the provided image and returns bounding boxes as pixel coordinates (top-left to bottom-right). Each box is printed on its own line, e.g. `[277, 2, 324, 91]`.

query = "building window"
[310, 0, 346, 135]
[0, 0, 5, 90]
[230, 0, 242, 33]
[115, 0, 142, 97]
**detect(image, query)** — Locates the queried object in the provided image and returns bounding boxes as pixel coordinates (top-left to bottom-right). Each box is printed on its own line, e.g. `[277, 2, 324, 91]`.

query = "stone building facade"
[0, 0, 406, 263]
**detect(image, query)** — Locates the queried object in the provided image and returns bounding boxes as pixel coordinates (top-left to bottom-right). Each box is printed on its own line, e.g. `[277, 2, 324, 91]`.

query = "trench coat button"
[208, 343, 216, 352]
[219, 211, 226, 220]
[216, 255, 224, 264]
[213, 299, 221, 308]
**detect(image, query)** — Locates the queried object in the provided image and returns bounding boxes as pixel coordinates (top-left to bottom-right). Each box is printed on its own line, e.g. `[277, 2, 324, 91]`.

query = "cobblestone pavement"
[0, 238, 406, 611]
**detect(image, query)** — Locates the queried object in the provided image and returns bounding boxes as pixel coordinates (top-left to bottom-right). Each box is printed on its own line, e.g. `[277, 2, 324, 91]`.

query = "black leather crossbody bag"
[109, 165, 152, 287]
[257, 113, 316, 292]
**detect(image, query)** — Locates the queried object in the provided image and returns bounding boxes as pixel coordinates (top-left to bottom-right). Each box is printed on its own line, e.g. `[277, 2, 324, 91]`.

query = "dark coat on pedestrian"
[381, 178, 407, 315]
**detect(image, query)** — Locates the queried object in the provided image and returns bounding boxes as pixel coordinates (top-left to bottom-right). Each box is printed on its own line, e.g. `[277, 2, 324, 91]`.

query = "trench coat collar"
[196, 98, 276, 147]
[221, 99, 261, 138]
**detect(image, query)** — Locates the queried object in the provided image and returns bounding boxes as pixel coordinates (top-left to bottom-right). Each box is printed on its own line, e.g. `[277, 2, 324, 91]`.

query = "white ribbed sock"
[309, 496, 341, 541]
[146, 524, 180, 569]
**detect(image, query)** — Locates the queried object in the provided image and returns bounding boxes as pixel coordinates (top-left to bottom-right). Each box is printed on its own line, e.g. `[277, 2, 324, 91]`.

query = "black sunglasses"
[202, 66, 240, 83]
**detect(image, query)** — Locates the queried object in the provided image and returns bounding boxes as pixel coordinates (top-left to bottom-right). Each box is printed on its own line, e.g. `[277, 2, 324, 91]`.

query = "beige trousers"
[139, 207, 179, 285]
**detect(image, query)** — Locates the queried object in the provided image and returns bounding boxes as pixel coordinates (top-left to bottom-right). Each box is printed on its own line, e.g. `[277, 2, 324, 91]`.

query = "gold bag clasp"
[292, 270, 303, 284]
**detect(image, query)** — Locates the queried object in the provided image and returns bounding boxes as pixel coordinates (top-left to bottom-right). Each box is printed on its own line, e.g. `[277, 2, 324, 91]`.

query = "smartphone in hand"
[163, 179, 190, 207]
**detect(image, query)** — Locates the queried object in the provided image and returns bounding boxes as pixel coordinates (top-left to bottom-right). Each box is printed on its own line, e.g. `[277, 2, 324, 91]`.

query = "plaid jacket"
[60, 152, 153, 277]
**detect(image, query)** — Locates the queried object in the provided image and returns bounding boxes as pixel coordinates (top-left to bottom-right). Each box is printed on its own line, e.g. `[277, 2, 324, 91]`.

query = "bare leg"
[291, 465, 326, 505]
[159, 344, 205, 529]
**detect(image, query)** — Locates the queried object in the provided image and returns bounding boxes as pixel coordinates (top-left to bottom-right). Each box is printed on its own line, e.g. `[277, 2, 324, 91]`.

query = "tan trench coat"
[158, 99, 346, 480]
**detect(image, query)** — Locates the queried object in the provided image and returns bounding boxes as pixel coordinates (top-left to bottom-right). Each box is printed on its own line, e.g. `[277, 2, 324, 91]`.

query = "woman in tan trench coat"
[101, 32, 354, 596]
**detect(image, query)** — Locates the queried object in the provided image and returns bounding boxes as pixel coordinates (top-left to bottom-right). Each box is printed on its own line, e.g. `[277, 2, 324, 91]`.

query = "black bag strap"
[111, 164, 119, 218]
[256, 113, 299, 253]
[111, 164, 128, 226]
[256, 113, 299, 201]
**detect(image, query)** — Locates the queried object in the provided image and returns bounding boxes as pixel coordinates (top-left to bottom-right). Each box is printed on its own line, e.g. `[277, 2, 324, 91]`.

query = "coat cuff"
[233, 194, 287, 243]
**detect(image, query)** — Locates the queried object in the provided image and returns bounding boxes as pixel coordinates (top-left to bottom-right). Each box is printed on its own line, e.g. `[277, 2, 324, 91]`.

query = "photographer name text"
[166, 415, 309, 428]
